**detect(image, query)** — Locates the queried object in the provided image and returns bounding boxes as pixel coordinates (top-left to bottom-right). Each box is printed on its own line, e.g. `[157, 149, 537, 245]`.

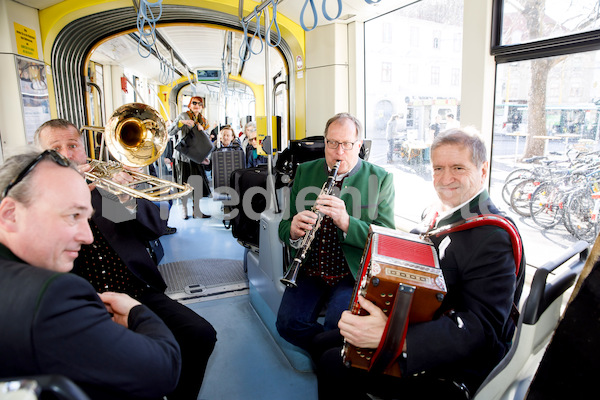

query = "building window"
[451, 68, 460, 86]
[431, 66, 440, 85]
[383, 23, 393, 43]
[433, 30, 441, 49]
[410, 26, 419, 48]
[382, 62, 392, 82]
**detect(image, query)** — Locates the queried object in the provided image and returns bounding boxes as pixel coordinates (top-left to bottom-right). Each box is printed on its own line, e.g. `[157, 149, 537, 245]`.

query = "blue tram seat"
[0, 375, 90, 400]
[473, 240, 589, 400]
[246, 190, 315, 372]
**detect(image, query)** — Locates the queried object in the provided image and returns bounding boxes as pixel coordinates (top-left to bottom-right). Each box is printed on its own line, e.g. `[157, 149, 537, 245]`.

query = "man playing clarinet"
[276, 113, 396, 352]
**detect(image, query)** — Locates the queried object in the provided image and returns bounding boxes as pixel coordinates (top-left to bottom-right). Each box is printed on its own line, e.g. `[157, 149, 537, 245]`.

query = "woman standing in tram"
[168, 96, 211, 219]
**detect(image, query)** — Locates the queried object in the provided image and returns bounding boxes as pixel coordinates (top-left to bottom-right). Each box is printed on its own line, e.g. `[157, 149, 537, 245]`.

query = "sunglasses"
[2, 150, 70, 199]
[191, 101, 203, 106]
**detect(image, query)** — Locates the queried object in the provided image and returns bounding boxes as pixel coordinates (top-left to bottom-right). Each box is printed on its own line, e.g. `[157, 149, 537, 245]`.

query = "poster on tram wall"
[15, 56, 51, 144]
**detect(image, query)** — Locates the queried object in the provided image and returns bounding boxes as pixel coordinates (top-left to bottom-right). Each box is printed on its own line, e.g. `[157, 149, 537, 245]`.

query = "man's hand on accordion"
[338, 295, 388, 349]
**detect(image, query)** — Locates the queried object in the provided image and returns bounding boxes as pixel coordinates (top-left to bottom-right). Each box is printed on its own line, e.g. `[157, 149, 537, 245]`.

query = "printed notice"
[16, 56, 51, 143]
[14, 23, 38, 59]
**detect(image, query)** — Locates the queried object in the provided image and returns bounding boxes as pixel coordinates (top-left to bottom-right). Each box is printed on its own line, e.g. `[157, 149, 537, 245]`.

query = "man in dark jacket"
[0, 150, 181, 399]
[35, 119, 217, 400]
[316, 128, 524, 399]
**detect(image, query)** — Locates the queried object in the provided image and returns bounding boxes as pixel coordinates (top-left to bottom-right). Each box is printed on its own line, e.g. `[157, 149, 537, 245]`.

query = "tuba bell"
[81, 103, 192, 201]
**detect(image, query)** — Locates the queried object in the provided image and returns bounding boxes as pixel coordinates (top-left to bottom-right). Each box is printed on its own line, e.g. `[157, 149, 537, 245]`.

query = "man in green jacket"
[276, 113, 396, 351]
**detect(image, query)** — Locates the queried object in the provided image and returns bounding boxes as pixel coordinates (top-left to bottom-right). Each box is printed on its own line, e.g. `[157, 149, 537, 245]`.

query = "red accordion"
[342, 225, 447, 377]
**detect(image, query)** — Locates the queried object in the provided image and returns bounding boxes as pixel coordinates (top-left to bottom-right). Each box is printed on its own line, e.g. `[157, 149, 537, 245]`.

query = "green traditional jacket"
[279, 158, 396, 278]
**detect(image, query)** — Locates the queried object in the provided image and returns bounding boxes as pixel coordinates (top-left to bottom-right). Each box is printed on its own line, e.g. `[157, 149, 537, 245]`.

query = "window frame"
[491, 0, 600, 63]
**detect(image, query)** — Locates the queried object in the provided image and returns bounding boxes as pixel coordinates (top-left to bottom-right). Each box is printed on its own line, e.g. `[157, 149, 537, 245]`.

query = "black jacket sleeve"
[32, 273, 181, 398]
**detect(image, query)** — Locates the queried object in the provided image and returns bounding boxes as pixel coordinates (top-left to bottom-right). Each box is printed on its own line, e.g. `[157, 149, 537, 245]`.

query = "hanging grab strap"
[322, 0, 343, 21]
[300, 0, 318, 31]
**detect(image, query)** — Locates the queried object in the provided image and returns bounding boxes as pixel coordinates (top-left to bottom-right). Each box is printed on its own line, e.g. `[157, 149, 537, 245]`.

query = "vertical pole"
[264, 6, 279, 212]
[265, 6, 273, 141]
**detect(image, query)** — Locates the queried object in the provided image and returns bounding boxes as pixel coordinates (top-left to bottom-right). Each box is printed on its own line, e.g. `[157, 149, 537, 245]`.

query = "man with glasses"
[35, 119, 217, 400]
[0, 150, 181, 399]
[276, 112, 396, 353]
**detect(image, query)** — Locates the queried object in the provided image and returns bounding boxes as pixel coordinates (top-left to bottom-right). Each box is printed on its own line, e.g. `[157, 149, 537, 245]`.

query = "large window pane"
[364, 0, 463, 227]
[490, 50, 600, 266]
[501, 0, 600, 46]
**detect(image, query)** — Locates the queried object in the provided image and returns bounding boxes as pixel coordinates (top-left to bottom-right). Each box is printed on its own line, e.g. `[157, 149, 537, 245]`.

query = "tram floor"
[189, 295, 318, 400]
[159, 200, 318, 400]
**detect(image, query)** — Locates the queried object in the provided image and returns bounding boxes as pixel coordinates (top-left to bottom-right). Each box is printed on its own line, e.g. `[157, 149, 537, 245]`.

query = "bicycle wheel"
[564, 190, 597, 242]
[510, 179, 538, 217]
[529, 182, 564, 229]
[502, 169, 534, 205]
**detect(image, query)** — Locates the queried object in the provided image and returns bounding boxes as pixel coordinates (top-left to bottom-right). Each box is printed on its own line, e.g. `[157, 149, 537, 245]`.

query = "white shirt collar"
[436, 188, 485, 222]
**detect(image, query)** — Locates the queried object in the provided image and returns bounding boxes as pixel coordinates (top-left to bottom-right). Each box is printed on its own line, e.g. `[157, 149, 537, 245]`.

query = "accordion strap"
[369, 284, 414, 376]
[428, 214, 524, 325]
[427, 214, 523, 276]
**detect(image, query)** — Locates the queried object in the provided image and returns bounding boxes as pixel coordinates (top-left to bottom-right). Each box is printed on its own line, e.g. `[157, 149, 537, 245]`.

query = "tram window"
[499, 1, 600, 46]
[490, 51, 600, 266]
[490, 0, 600, 266]
[364, 0, 463, 228]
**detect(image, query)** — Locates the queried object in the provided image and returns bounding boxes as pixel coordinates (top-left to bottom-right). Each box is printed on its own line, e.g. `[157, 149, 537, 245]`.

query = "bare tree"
[515, 0, 599, 158]
[522, 0, 549, 158]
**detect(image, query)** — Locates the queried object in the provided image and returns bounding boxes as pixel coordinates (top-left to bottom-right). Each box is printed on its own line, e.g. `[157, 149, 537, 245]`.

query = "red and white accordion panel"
[342, 225, 447, 377]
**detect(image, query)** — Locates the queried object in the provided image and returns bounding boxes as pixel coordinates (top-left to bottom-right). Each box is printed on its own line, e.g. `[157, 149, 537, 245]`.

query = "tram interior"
[1, 0, 600, 398]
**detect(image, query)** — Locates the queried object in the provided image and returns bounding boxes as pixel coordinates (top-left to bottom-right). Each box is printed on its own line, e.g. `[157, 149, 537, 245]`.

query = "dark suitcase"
[230, 165, 269, 248]
[276, 136, 325, 180]
[211, 148, 245, 195]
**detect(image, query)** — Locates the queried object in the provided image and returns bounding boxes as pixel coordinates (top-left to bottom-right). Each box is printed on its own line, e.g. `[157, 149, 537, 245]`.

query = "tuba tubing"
[281, 160, 342, 288]
[82, 103, 192, 201]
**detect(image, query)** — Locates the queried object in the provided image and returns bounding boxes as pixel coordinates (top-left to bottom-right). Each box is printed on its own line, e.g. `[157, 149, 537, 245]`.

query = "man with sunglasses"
[276, 113, 396, 353]
[35, 120, 217, 400]
[244, 126, 268, 167]
[0, 150, 181, 399]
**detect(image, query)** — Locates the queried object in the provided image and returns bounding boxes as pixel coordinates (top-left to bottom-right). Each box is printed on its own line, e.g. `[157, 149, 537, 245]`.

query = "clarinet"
[281, 160, 342, 288]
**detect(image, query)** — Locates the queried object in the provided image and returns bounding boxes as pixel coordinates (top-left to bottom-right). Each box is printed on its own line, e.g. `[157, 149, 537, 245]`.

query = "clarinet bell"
[281, 261, 300, 288]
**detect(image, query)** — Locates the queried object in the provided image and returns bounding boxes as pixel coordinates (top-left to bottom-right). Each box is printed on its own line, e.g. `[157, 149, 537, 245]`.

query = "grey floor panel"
[189, 295, 318, 400]
[159, 258, 247, 293]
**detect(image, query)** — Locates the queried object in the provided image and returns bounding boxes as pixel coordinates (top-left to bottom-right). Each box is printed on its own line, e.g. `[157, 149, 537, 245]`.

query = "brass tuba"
[82, 103, 192, 201]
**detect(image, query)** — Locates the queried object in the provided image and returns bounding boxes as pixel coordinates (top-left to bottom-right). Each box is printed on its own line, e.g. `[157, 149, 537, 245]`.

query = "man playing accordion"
[316, 128, 525, 399]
